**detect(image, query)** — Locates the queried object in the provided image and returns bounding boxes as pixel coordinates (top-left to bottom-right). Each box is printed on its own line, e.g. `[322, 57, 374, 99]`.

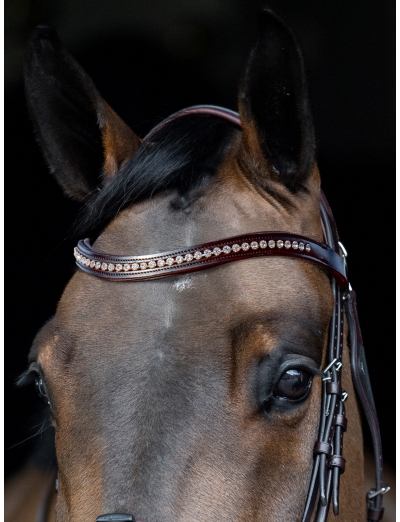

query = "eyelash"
[17, 365, 51, 406]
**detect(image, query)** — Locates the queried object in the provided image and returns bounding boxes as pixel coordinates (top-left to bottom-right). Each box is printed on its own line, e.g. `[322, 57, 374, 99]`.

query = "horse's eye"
[274, 369, 312, 400]
[34, 373, 49, 404]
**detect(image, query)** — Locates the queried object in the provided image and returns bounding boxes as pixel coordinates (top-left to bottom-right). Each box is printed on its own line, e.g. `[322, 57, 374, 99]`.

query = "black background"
[5, 0, 395, 478]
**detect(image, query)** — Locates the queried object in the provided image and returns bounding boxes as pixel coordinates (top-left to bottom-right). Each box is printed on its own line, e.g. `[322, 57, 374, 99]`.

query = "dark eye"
[34, 372, 50, 404]
[274, 369, 312, 400]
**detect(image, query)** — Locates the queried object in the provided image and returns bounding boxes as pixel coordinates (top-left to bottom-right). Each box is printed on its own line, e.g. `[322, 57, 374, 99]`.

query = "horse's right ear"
[24, 26, 141, 201]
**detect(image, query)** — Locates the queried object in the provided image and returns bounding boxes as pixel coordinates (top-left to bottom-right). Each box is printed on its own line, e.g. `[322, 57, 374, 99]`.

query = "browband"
[74, 232, 348, 288]
[74, 105, 386, 522]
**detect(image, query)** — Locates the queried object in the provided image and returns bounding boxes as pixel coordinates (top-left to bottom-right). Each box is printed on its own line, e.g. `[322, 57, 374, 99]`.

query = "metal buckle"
[323, 358, 337, 373]
[341, 391, 348, 402]
[367, 486, 391, 499]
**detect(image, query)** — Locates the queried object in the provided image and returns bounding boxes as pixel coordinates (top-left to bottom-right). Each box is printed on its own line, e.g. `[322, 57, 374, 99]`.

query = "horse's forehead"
[92, 165, 322, 257]
[52, 171, 327, 363]
[56, 254, 332, 356]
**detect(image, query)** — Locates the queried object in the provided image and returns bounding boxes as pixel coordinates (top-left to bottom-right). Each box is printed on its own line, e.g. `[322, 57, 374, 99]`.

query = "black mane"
[78, 113, 237, 235]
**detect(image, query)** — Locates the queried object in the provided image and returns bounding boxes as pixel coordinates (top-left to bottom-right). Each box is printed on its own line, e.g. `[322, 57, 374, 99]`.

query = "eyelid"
[277, 358, 321, 380]
[16, 362, 41, 387]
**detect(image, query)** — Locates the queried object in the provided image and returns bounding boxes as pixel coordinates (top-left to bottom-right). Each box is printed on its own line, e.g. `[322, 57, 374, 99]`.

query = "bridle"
[66, 106, 387, 521]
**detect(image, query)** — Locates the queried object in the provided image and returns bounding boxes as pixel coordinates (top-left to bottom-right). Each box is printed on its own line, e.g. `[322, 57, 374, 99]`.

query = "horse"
[8, 9, 387, 522]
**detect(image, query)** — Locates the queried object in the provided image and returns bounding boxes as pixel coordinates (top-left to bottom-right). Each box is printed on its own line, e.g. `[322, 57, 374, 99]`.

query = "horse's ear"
[238, 10, 315, 192]
[24, 26, 141, 201]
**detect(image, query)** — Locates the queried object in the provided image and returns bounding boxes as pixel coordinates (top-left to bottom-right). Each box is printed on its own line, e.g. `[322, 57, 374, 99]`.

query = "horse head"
[23, 10, 368, 521]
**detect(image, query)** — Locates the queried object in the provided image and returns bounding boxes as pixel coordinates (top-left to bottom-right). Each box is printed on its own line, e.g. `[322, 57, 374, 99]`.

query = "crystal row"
[74, 240, 311, 273]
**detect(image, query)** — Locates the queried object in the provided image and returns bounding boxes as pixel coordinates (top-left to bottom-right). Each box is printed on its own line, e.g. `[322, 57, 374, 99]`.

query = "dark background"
[5, 0, 395, 478]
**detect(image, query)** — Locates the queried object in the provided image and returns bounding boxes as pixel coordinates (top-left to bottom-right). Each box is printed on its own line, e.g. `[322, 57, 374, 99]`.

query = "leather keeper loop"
[367, 507, 384, 521]
[314, 441, 332, 456]
[330, 455, 346, 473]
[326, 382, 342, 395]
[335, 413, 348, 431]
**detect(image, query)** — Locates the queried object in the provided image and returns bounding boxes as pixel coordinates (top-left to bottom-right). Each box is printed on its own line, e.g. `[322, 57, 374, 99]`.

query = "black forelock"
[77, 113, 237, 236]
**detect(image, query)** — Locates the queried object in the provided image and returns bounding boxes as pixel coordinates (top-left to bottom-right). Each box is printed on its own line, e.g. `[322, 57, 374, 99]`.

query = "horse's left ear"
[238, 9, 315, 192]
[24, 26, 141, 201]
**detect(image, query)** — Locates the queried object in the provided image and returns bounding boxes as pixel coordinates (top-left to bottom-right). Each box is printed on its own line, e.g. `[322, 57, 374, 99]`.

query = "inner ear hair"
[99, 100, 142, 178]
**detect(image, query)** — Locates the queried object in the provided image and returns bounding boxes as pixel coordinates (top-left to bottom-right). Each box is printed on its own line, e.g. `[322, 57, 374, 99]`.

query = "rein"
[70, 106, 387, 522]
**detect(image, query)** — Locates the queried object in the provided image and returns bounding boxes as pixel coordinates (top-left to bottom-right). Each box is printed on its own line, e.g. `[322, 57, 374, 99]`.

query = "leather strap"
[345, 290, 386, 521]
[143, 105, 242, 141]
[96, 513, 135, 522]
[75, 232, 348, 289]
[302, 195, 346, 522]
[367, 507, 384, 521]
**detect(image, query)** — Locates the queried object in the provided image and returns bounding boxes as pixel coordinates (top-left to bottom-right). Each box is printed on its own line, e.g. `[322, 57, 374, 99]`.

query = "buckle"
[367, 486, 390, 499]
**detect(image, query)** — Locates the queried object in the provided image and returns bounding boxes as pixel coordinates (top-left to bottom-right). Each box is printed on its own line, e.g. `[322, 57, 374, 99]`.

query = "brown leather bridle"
[71, 106, 388, 522]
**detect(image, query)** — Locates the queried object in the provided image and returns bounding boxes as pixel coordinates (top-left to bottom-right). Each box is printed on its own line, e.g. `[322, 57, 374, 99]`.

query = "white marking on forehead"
[173, 275, 194, 292]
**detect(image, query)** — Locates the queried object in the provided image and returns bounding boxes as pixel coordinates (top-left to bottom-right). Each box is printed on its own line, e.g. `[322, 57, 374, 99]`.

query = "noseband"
[72, 106, 387, 522]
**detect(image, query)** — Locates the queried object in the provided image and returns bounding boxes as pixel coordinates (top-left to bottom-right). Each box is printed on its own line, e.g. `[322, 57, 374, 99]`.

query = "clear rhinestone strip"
[75, 237, 312, 273]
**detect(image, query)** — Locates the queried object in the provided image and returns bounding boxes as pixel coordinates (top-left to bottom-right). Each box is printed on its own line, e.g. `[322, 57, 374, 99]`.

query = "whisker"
[7, 419, 53, 450]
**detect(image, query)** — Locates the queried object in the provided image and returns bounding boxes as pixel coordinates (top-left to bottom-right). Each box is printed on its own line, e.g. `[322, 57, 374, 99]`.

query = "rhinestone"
[284, 240, 291, 249]
[306, 244, 311, 252]
[268, 240, 276, 248]
[232, 244, 240, 252]
[260, 240, 267, 249]
[147, 260, 156, 268]
[131, 262, 140, 271]
[95, 261, 101, 269]
[80, 256, 85, 264]
[123, 264, 131, 271]
[140, 262, 148, 270]
[204, 249, 212, 258]
[292, 241, 299, 250]
[115, 264, 123, 271]
[185, 253, 194, 262]
[157, 259, 165, 267]
[76, 254, 81, 262]
[90, 260, 96, 268]
[101, 263, 108, 271]
[241, 243, 250, 251]
[175, 256, 184, 264]
[251, 241, 259, 250]
[213, 247, 222, 256]
[299, 242, 305, 251]
[108, 263, 115, 271]
[194, 251, 203, 260]
[166, 258, 174, 266]
[223, 245, 231, 254]
[87, 258, 93, 266]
